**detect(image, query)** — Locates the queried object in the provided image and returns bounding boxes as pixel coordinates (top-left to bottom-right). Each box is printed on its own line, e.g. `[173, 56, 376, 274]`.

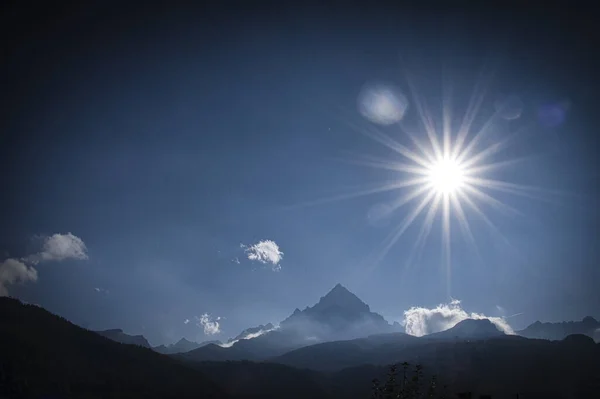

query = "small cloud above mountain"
[196, 313, 221, 335]
[402, 299, 514, 336]
[241, 240, 283, 271]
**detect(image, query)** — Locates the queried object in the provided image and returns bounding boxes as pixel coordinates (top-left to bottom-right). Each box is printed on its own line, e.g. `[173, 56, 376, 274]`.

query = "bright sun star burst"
[291, 74, 563, 298]
[427, 157, 466, 195]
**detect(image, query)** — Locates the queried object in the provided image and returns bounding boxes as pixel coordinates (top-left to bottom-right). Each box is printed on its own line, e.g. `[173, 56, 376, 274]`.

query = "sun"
[427, 157, 466, 195]
[291, 77, 558, 298]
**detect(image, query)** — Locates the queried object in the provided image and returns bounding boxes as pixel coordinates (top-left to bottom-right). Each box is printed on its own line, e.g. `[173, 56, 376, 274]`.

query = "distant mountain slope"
[272, 325, 508, 372]
[229, 323, 275, 342]
[154, 338, 221, 354]
[517, 316, 600, 341]
[0, 297, 228, 399]
[96, 328, 152, 348]
[273, 332, 419, 370]
[425, 318, 505, 340]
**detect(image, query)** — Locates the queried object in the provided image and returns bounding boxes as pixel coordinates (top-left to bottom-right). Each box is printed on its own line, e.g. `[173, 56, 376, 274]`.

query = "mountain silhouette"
[280, 283, 395, 340]
[154, 337, 222, 354]
[3, 296, 600, 398]
[0, 297, 227, 398]
[229, 322, 276, 342]
[426, 318, 505, 340]
[517, 316, 600, 341]
[96, 328, 152, 348]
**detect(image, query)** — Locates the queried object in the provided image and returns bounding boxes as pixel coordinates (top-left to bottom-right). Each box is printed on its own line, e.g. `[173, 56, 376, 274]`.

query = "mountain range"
[2, 293, 599, 399]
[97, 283, 600, 361]
[517, 316, 600, 341]
[180, 283, 403, 362]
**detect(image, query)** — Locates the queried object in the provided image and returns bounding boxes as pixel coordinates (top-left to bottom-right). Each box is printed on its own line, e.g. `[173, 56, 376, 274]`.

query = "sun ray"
[337, 115, 432, 168]
[367, 190, 437, 272]
[387, 184, 434, 213]
[442, 61, 453, 159]
[451, 66, 495, 160]
[461, 183, 523, 217]
[455, 109, 503, 165]
[465, 176, 569, 204]
[466, 155, 545, 176]
[403, 68, 444, 160]
[401, 127, 438, 164]
[442, 193, 452, 298]
[450, 192, 482, 263]
[459, 123, 535, 170]
[330, 105, 433, 168]
[457, 190, 519, 259]
[359, 126, 432, 168]
[405, 192, 442, 271]
[332, 153, 429, 176]
[282, 177, 431, 210]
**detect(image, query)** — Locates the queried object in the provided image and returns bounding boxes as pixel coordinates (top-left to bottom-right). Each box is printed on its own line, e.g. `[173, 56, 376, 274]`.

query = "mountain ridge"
[96, 328, 152, 348]
[517, 316, 600, 342]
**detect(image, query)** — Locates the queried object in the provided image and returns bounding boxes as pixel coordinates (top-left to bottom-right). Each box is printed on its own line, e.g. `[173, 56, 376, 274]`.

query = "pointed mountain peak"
[324, 283, 352, 297]
[176, 337, 194, 345]
[316, 283, 369, 312]
[330, 283, 349, 293]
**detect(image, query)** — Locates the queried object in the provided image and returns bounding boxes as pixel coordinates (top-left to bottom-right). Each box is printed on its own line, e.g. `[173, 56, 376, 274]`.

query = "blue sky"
[1, 5, 598, 345]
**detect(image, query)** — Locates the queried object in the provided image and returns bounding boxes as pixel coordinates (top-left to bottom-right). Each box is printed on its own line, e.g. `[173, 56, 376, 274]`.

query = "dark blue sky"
[2, 3, 598, 345]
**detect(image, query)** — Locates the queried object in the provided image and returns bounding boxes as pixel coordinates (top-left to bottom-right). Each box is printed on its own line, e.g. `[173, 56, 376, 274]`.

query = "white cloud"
[196, 313, 221, 335]
[402, 299, 514, 337]
[1, 232, 88, 294]
[232, 257, 240, 264]
[32, 233, 88, 263]
[184, 319, 190, 325]
[241, 240, 283, 271]
[0, 258, 38, 297]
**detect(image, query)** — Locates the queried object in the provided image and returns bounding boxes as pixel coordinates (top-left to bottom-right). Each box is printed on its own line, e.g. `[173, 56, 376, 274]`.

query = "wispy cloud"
[0, 232, 88, 296]
[241, 240, 283, 271]
[231, 257, 240, 264]
[26, 233, 88, 264]
[196, 313, 221, 335]
[184, 319, 190, 325]
[220, 325, 278, 348]
[402, 299, 514, 337]
[0, 259, 38, 297]
[94, 287, 109, 295]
